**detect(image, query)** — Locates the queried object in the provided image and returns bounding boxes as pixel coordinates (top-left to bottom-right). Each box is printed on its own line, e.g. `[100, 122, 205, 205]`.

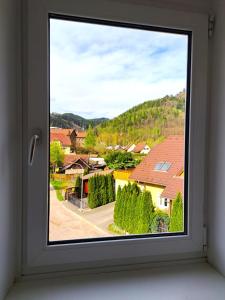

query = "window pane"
[161, 162, 172, 171]
[48, 17, 189, 243]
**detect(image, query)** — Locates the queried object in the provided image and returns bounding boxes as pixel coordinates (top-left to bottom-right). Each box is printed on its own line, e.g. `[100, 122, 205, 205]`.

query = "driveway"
[49, 187, 112, 241]
[63, 200, 115, 233]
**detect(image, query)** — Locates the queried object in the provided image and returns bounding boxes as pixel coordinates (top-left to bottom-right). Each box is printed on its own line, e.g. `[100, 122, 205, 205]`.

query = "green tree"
[114, 185, 122, 226]
[135, 190, 153, 234]
[104, 151, 139, 170]
[50, 141, 64, 173]
[75, 175, 82, 198]
[84, 125, 96, 150]
[169, 192, 183, 232]
[107, 175, 115, 203]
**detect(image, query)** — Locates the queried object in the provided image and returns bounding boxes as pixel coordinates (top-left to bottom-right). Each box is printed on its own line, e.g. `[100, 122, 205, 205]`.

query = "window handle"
[28, 131, 40, 166]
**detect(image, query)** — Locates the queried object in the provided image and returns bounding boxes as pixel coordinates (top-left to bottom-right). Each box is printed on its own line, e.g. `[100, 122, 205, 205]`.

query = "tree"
[169, 192, 183, 232]
[50, 141, 64, 173]
[135, 190, 153, 234]
[84, 125, 96, 150]
[104, 151, 139, 170]
[107, 175, 115, 203]
[75, 175, 82, 198]
[114, 185, 122, 226]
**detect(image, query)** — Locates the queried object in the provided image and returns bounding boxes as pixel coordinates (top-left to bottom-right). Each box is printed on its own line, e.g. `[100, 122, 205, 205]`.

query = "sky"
[50, 19, 188, 119]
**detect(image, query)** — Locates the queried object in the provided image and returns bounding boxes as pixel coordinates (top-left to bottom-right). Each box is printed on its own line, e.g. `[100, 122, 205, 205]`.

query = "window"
[154, 162, 171, 172]
[164, 198, 168, 207]
[24, 0, 208, 275]
[49, 16, 188, 243]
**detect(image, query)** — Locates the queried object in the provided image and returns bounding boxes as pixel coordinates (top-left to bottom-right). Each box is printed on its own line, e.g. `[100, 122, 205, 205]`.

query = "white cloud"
[50, 19, 188, 119]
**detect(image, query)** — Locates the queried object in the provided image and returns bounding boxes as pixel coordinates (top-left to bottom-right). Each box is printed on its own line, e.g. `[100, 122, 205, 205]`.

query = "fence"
[50, 173, 77, 181]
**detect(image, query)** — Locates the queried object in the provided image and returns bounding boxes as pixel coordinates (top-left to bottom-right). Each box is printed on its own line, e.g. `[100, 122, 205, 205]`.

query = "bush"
[150, 210, 170, 233]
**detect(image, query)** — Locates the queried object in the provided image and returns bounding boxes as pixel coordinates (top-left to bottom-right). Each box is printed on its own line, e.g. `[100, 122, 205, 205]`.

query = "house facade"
[133, 143, 150, 154]
[129, 136, 184, 215]
[70, 130, 87, 150]
[50, 131, 72, 154]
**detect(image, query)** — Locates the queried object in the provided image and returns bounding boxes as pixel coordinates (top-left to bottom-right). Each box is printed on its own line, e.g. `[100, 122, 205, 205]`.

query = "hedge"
[114, 183, 155, 234]
[88, 174, 115, 209]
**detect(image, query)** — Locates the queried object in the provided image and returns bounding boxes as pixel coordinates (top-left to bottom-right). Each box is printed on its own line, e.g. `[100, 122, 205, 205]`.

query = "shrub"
[150, 210, 170, 233]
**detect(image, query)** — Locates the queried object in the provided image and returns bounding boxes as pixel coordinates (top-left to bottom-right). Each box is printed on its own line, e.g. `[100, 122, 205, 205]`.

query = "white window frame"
[23, 0, 208, 276]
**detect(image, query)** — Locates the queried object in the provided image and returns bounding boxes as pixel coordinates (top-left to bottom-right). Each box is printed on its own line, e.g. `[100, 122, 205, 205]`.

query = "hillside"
[96, 92, 185, 147]
[50, 113, 108, 129]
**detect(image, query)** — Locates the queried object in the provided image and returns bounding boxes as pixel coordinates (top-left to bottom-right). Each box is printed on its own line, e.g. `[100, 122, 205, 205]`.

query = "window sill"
[7, 262, 225, 299]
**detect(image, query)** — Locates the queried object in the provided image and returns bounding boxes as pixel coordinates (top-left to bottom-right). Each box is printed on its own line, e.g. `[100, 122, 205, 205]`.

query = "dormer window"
[154, 162, 171, 171]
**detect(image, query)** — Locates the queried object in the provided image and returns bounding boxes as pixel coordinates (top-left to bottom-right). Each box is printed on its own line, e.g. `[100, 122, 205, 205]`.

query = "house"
[70, 129, 87, 150]
[61, 154, 91, 174]
[50, 131, 72, 154]
[132, 143, 150, 154]
[113, 169, 135, 192]
[126, 144, 136, 152]
[129, 136, 184, 215]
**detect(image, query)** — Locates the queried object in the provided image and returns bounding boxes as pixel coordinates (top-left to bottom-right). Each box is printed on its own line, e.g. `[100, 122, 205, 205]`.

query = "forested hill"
[50, 113, 108, 129]
[96, 92, 185, 147]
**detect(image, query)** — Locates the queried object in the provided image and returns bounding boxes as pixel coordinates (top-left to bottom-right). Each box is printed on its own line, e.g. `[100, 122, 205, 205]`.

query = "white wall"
[208, 0, 225, 276]
[0, 0, 21, 298]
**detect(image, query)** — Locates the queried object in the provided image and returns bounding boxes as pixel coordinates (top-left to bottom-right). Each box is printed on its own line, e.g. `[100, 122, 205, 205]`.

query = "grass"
[108, 223, 127, 235]
[50, 179, 75, 201]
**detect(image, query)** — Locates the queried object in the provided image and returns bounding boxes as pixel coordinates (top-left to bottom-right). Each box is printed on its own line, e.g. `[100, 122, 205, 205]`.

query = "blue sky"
[50, 19, 188, 119]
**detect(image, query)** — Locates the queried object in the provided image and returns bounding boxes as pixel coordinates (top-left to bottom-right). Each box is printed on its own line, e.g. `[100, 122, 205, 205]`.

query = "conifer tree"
[169, 192, 183, 232]
[75, 175, 82, 198]
[114, 185, 121, 226]
[88, 177, 94, 208]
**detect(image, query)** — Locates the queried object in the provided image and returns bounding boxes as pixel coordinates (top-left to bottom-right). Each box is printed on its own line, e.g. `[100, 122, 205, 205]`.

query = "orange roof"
[50, 128, 73, 135]
[133, 143, 147, 153]
[161, 177, 184, 199]
[50, 132, 71, 147]
[129, 136, 184, 198]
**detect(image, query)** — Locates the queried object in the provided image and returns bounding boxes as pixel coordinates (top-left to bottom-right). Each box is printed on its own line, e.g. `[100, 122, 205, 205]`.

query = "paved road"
[49, 188, 111, 242]
[64, 200, 115, 233]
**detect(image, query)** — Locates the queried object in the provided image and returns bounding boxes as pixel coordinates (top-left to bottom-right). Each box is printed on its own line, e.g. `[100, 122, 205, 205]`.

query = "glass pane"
[48, 17, 189, 243]
[161, 162, 172, 171]
[154, 162, 164, 171]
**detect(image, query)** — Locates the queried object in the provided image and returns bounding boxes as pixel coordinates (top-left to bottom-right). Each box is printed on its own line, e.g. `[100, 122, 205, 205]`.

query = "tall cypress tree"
[107, 174, 115, 203]
[169, 192, 183, 232]
[121, 185, 127, 229]
[114, 185, 121, 226]
[88, 177, 94, 208]
[135, 190, 153, 234]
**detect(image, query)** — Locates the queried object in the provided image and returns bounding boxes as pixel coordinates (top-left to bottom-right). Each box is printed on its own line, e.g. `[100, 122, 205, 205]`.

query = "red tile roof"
[50, 132, 71, 147]
[161, 177, 184, 199]
[133, 142, 146, 153]
[129, 136, 184, 198]
[50, 128, 73, 135]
